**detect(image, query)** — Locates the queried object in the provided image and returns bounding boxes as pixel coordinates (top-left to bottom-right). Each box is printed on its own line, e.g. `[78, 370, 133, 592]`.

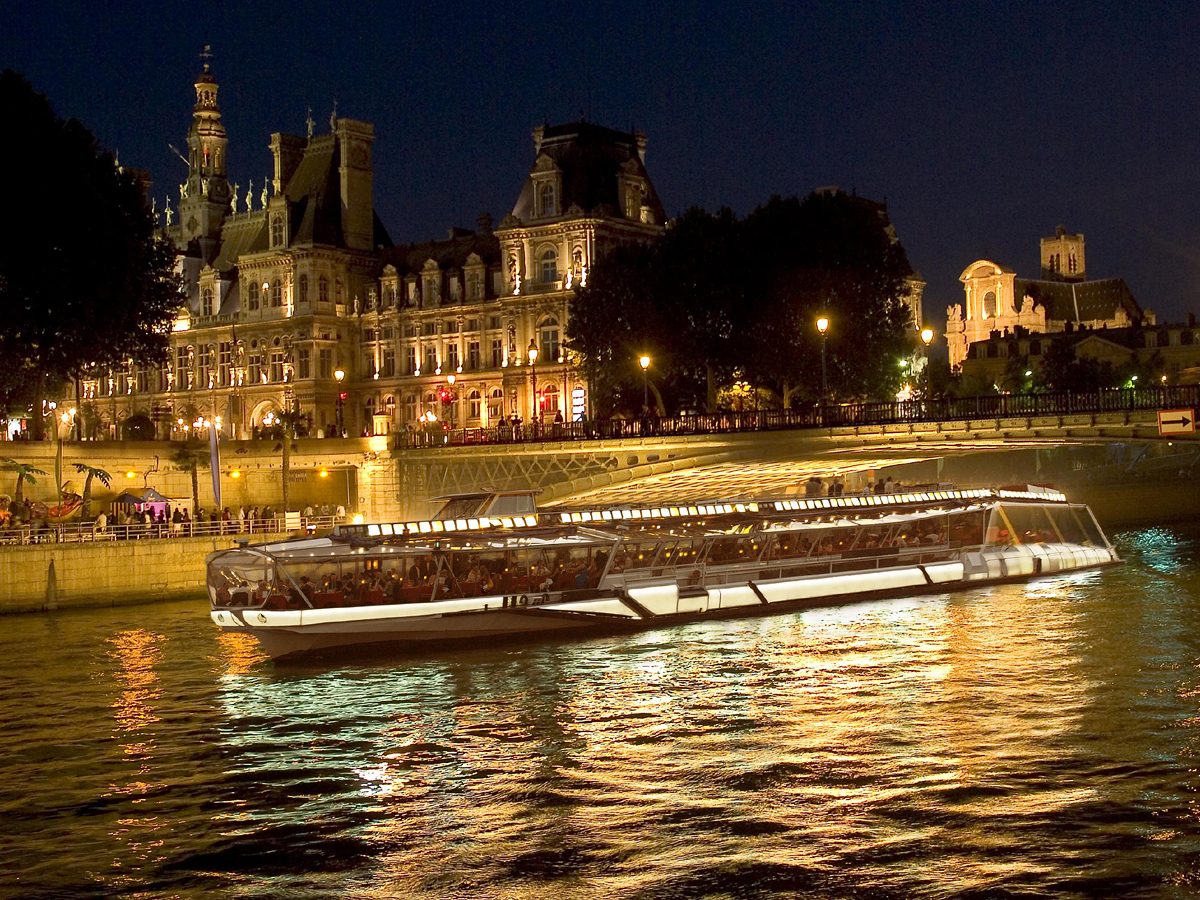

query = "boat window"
[949, 511, 985, 547]
[997, 504, 1057, 545]
[1071, 506, 1107, 547]
[1045, 506, 1087, 544]
[622, 542, 659, 570]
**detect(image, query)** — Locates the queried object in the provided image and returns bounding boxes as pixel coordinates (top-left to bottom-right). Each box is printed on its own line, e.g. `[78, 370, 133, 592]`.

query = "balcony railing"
[395, 386, 1200, 449]
[0, 515, 346, 546]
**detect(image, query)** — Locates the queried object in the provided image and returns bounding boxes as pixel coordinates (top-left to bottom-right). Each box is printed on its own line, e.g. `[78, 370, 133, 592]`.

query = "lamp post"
[639, 354, 651, 411]
[334, 367, 345, 437]
[816, 316, 829, 404]
[527, 339, 539, 425]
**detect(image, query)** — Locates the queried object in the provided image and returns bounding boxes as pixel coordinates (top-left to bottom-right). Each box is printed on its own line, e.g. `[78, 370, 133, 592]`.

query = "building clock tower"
[179, 46, 230, 253]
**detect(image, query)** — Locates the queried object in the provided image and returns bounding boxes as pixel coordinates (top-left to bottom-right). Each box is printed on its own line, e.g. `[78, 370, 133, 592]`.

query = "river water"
[2, 525, 1199, 899]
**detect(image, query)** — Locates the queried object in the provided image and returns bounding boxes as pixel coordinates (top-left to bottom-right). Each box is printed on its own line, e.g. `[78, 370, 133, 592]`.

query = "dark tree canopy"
[567, 190, 919, 414]
[0, 69, 184, 432]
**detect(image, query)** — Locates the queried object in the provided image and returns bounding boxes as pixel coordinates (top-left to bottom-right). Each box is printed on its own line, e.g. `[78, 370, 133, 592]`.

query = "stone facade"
[67, 64, 666, 440]
[946, 227, 1151, 369]
[959, 321, 1200, 386]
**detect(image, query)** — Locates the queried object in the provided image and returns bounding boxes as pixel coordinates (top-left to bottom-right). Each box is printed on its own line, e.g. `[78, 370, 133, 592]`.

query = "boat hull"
[214, 545, 1120, 662]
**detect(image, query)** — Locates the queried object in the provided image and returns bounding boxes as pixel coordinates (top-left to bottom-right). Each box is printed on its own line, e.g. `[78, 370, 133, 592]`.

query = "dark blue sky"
[6, 1, 1200, 329]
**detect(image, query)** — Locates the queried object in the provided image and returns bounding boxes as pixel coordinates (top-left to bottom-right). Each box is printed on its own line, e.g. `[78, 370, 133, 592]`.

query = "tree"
[72, 463, 111, 519]
[0, 70, 185, 438]
[171, 441, 210, 516]
[1, 458, 47, 507]
[276, 409, 306, 511]
[567, 190, 917, 413]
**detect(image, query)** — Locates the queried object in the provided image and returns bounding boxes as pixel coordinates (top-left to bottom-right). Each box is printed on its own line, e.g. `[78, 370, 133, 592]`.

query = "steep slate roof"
[378, 230, 501, 277]
[1014, 277, 1142, 323]
[510, 121, 667, 222]
[284, 135, 343, 246]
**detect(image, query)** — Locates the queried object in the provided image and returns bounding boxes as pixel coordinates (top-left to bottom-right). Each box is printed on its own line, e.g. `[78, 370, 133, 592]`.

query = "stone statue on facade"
[151, 197, 158, 226]
[260, 180, 269, 209]
[246, 180, 254, 211]
[306, 107, 314, 140]
[230, 185, 239, 213]
[179, 182, 188, 201]
[164, 197, 173, 226]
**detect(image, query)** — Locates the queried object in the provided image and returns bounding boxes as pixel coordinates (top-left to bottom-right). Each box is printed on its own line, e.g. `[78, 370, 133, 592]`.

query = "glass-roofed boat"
[207, 486, 1119, 661]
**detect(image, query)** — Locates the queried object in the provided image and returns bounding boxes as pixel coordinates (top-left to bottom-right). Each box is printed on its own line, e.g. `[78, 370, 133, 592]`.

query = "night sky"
[6, 1, 1200, 333]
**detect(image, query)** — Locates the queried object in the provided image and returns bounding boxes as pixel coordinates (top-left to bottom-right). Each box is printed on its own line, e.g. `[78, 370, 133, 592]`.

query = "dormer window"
[201, 286, 213, 317]
[270, 214, 284, 248]
[537, 182, 557, 218]
[624, 184, 641, 219]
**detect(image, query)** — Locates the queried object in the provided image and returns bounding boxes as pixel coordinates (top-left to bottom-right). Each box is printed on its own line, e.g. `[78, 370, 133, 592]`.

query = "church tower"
[179, 47, 230, 254]
[1040, 225, 1085, 281]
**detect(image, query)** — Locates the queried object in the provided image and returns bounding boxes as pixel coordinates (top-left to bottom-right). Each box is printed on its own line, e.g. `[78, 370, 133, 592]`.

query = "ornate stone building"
[946, 227, 1151, 369]
[76, 63, 666, 439]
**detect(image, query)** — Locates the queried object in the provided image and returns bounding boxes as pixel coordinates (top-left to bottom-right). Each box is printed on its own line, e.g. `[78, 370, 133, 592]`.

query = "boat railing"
[612, 542, 961, 591]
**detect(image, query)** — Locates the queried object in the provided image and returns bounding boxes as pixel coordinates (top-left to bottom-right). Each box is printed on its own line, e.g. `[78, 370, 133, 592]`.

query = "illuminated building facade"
[76, 64, 666, 438]
[946, 226, 1150, 370]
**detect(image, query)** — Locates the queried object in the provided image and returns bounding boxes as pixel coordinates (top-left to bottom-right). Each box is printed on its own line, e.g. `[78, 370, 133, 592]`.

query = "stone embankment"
[0, 535, 243, 613]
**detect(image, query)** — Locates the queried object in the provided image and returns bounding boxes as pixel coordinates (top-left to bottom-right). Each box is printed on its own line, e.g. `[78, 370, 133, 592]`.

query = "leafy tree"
[276, 409, 307, 511]
[567, 190, 917, 412]
[0, 70, 185, 438]
[72, 463, 111, 519]
[122, 413, 155, 441]
[171, 441, 210, 516]
[1, 458, 47, 506]
[1036, 339, 1118, 392]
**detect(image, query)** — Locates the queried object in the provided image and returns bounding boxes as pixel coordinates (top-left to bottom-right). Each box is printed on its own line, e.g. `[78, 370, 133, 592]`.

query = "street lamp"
[334, 367, 345, 437]
[639, 355, 651, 411]
[527, 339, 539, 425]
[816, 316, 829, 403]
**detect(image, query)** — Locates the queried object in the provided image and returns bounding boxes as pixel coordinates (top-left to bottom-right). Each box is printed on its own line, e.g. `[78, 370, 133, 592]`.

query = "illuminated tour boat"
[208, 487, 1118, 661]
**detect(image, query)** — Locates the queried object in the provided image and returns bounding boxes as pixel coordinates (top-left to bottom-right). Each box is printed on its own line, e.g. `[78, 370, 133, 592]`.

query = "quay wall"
[0, 535, 235, 613]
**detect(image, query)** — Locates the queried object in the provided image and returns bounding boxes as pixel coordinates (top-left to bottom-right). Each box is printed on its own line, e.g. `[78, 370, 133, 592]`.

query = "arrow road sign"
[1158, 409, 1195, 436]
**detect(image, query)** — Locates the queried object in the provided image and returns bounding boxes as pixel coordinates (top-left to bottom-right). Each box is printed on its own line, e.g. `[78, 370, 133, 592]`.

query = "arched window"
[489, 387, 505, 421]
[201, 286, 213, 317]
[983, 291, 997, 318]
[468, 389, 482, 420]
[541, 383, 560, 415]
[318, 275, 329, 303]
[298, 274, 309, 305]
[537, 182, 556, 217]
[271, 215, 284, 247]
[363, 396, 376, 434]
[383, 395, 396, 417]
[246, 281, 260, 311]
[422, 390, 438, 418]
[540, 317, 560, 363]
[384, 286, 395, 309]
[270, 279, 282, 307]
[541, 249, 558, 284]
[403, 394, 417, 423]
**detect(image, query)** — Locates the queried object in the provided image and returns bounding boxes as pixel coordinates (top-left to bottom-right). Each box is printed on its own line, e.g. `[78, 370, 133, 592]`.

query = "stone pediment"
[532, 153, 561, 173]
[422, 258, 441, 273]
[382, 264, 397, 276]
[498, 213, 522, 229]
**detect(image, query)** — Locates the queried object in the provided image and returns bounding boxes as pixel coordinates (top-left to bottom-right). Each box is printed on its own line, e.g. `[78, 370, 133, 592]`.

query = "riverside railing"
[396, 386, 1200, 449]
[0, 515, 345, 546]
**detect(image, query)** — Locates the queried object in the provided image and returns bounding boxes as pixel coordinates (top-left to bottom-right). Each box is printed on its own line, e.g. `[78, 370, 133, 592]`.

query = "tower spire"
[179, 48, 230, 248]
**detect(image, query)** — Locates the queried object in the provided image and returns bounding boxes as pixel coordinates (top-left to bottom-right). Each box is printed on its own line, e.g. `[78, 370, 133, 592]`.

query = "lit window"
[541, 250, 558, 283]
[247, 281, 259, 310]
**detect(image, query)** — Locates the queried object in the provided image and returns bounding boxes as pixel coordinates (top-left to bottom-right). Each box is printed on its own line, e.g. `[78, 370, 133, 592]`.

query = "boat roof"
[213, 487, 1070, 564]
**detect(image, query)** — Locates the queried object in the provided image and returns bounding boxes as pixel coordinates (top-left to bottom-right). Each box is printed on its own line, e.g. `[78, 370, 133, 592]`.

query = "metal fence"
[0, 515, 345, 546]
[396, 386, 1200, 449]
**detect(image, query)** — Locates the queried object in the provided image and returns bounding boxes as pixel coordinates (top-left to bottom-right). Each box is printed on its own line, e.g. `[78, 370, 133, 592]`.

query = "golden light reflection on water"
[5, 533, 1200, 898]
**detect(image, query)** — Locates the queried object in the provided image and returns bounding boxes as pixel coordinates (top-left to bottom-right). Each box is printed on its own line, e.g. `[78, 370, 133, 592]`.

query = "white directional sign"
[1157, 409, 1195, 436]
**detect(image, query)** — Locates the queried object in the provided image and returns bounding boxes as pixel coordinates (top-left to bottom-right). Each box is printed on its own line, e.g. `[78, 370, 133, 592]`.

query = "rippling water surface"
[3, 525, 1200, 899]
